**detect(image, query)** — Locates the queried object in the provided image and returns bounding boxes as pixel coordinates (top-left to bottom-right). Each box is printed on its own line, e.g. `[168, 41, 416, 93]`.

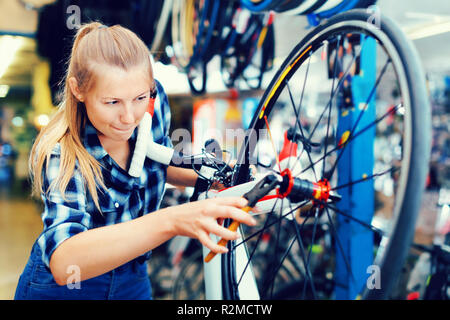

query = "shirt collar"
[82, 120, 143, 189]
[82, 120, 108, 161]
[82, 120, 138, 162]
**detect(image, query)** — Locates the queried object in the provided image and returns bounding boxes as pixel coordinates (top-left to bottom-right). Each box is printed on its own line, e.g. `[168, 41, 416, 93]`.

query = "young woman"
[14, 22, 256, 300]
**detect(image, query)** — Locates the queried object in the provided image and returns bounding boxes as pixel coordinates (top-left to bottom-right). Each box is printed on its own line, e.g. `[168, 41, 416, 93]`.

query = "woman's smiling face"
[82, 64, 152, 143]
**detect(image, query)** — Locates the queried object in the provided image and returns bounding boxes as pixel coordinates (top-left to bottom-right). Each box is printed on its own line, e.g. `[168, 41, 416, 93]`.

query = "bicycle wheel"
[172, 246, 205, 299]
[222, 9, 431, 300]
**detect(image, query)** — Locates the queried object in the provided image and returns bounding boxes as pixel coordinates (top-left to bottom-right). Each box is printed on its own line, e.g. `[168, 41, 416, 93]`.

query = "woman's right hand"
[169, 197, 257, 254]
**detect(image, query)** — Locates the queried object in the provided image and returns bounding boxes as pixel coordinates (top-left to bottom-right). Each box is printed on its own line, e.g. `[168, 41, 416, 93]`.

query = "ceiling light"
[405, 20, 450, 40]
[12, 116, 24, 127]
[153, 61, 190, 94]
[0, 36, 24, 79]
[0, 84, 10, 98]
[404, 12, 450, 23]
[35, 114, 50, 128]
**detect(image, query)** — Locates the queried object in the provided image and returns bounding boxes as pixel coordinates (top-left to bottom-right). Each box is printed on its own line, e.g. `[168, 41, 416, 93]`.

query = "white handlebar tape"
[129, 112, 153, 177]
[146, 138, 174, 166]
[128, 94, 176, 177]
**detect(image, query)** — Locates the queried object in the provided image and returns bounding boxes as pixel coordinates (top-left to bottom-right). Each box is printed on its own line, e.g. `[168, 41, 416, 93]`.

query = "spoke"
[259, 207, 316, 299]
[295, 212, 315, 275]
[261, 235, 297, 297]
[264, 115, 282, 173]
[299, 102, 402, 176]
[269, 197, 285, 298]
[322, 35, 341, 180]
[323, 201, 385, 236]
[327, 57, 392, 180]
[236, 197, 281, 287]
[288, 50, 314, 176]
[286, 80, 318, 181]
[307, 35, 368, 142]
[305, 208, 320, 277]
[287, 201, 317, 298]
[234, 199, 317, 299]
[297, 51, 312, 120]
[281, 206, 318, 299]
[301, 207, 321, 298]
[232, 200, 309, 249]
[331, 166, 398, 191]
[324, 207, 356, 284]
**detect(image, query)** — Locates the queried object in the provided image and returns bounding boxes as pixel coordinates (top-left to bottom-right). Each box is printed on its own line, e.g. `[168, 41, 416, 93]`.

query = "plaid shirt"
[36, 79, 173, 268]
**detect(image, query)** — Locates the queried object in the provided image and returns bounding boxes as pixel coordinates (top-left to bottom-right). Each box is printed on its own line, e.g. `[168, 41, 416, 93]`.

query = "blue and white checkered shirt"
[36, 79, 173, 268]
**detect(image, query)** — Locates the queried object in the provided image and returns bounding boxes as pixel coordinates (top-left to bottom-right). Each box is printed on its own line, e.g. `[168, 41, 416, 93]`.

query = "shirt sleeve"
[36, 147, 92, 268]
[153, 79, 173, 149]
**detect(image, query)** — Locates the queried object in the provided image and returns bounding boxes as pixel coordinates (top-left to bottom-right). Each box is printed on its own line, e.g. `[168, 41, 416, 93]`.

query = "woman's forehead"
[90, 63, 152, 98]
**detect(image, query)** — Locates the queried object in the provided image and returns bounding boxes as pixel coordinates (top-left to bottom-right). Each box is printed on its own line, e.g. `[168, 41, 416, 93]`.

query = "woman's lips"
[112, 125, 133, 132]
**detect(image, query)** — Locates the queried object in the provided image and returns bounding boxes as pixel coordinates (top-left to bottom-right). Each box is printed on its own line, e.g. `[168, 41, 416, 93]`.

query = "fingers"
[184, 196, 260, 253]
[198, 231, 229, 254]
[202, 219, 239, 241]
[206, 197, 257, 227]
[217, 206, 257, 227]
[213, 196, 248, 208]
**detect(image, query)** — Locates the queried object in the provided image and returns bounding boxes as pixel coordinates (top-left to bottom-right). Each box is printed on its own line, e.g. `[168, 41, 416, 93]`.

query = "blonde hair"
[30, 22, 154, 210]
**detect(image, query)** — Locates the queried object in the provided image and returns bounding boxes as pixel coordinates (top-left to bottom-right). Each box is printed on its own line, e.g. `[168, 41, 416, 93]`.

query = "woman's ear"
[68, 77, 84, 102]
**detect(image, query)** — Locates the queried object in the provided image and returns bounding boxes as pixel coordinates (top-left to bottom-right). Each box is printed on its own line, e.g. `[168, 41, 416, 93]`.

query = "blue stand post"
[334, 36, 377, 299]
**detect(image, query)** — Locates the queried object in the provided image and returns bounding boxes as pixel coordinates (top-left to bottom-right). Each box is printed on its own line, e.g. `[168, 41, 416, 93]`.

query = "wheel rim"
[223, 12, 427, 300]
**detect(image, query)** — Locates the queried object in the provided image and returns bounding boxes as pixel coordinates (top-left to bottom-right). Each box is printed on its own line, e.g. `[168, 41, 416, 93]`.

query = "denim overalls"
[14, 241, 152, 300]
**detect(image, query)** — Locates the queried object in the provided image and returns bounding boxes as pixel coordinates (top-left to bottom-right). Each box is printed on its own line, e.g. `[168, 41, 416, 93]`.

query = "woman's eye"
[105, 100, 118, 105]
[137, 95, 147, 101]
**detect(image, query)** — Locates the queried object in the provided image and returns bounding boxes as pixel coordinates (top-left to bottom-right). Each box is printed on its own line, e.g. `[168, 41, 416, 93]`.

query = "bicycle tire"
[172, 247, 205, 299]
[240, 0, 285, 12]
[242, 19, 275, 90]
[220, 13, 270, 89]
[151, 0, 173, 56]
[222, 9, 431, 300]
[186, 0, 221, 95]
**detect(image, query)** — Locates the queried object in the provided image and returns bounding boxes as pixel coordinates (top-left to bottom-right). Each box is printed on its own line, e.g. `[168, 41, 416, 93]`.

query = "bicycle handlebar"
[128, 104, 233, 182]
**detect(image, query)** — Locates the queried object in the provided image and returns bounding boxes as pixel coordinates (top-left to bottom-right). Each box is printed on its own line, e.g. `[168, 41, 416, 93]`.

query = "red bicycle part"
[277, 168, 294, 199]
[312, 179, 331, 207]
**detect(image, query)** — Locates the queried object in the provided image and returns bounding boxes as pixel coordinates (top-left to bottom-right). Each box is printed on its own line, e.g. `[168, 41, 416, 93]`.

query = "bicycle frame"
[198, 173, 301, 300]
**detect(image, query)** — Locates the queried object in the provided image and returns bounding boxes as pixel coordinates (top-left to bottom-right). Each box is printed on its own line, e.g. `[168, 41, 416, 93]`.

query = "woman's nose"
[120, 103, 134, 124]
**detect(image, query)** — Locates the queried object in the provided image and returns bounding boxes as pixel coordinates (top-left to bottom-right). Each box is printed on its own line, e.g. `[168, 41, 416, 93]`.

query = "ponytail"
[30, 22, 153, 212]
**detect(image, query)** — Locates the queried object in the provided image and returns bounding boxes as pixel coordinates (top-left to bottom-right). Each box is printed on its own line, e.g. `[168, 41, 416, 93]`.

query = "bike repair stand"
[335, 35, 377, 299]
